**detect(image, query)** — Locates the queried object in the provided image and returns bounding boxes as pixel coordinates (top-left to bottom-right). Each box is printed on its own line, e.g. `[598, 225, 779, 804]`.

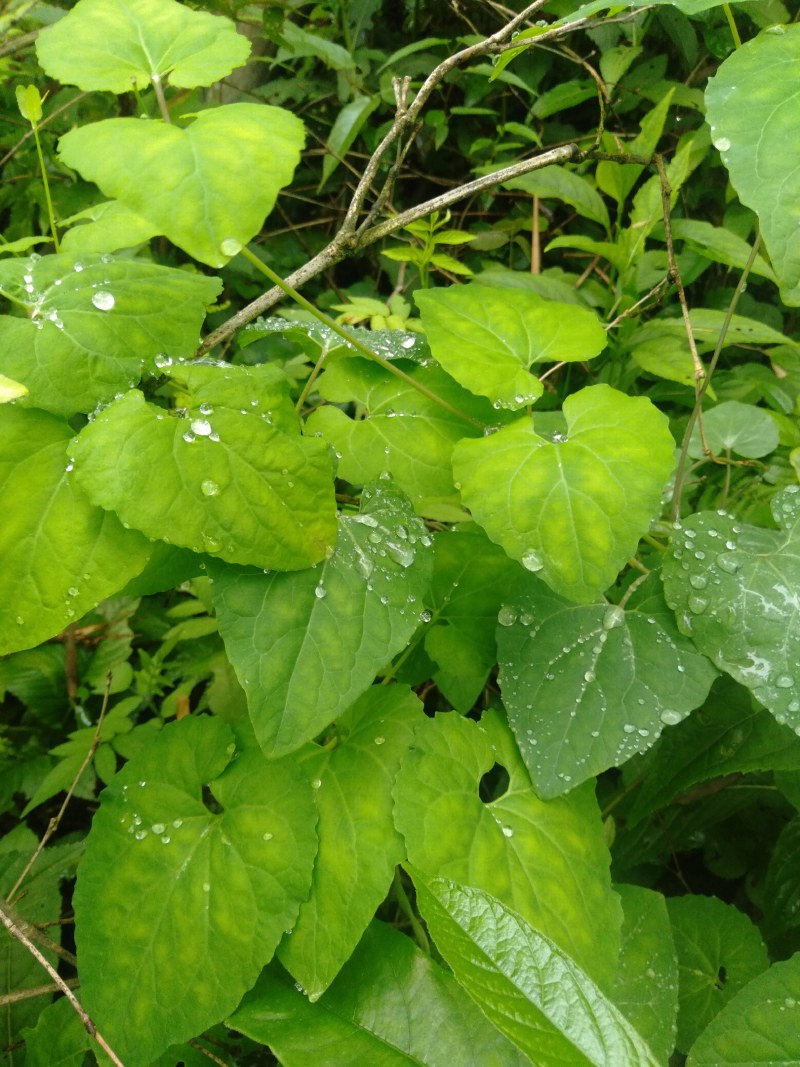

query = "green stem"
[32, 122, 59, 252]
[239, 246, 485, 429]
[723, 3, 742, 48]
[392, 868, 430, 954]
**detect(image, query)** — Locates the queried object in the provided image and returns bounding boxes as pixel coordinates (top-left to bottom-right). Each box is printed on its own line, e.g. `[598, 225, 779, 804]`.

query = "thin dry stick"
[0, 978, 79, 1007]
[7, 673, 113, 905]
[0, 902, 126, 1067]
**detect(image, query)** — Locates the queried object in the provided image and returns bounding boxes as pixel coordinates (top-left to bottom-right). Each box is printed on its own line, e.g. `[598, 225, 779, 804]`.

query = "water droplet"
[73, 262, 84, 272]
[374, 736, 386, 745]
[203, 882, 211, 892]
[134, 830, 147, 841]
[716, 552, 740, 574]
[203, 535, 221, 553]
[689, 575, 707, 589]
[191, 418, 212, 436]
[91, 290, 115, 311]
[688, 595, 708, 614]
[386, 541, 415, 567]
[182, 430, 196, 444]
[154, 353, 172, 369]
[623, 723, 636, 734]
[263, 831, 273, 841]
[775, 675, 794, 689]
[160, 835, 171, 844]
[311, 778, 322, 789]
[501, 826, 514, 838]
[419, 609, 432, 623]
[584, 671, 595, 683]
[201, 479, 219, 497]
[603, 605, 625, 630]
[521, 548, 544, 572]
[314, 584, 327, 599]
[498, 605, 518, 627]
[220, 237, 242, 257]
[172, 819, 183, 829]
[151, 823, 165, 834]
[714, 137, 731, 152]
[199, 402, 214, 416]
[401, 336, 415, 348]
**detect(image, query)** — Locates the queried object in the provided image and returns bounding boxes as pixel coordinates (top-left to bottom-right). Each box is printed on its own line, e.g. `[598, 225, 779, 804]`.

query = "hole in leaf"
[715, 966, 727, 989]
[479, 762, 510, 803]
[201, 784, 222, 814]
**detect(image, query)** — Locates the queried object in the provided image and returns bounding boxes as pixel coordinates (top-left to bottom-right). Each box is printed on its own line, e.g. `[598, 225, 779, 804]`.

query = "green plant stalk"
[31, 120, 60, 252]
[723, 3, 742, 49]
[239, 246, 485, 429]
[392, 868, 430, 955]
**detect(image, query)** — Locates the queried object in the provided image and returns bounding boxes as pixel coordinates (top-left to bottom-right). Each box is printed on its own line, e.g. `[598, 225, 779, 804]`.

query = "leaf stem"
[392, 868, 430, 954]
[31, 120, 59, 252]
[238, 246, 484, 429]
[723, 3, 742, 48]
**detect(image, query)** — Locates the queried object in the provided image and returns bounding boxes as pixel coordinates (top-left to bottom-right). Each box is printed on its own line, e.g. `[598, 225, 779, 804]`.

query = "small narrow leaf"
[36, 0, 250, 92]
[58, 105, 304, 267]
[74, 716, 318, 1067]
[210, 483, 433, 756]
[415, 284, 606, 410]
[453, 385, 675, 603]
[412, 873, 660, 1066]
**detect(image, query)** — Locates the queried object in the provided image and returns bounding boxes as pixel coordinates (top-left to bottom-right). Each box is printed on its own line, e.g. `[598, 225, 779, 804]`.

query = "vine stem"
[238, 246, 485, 429]
[0, 902, 126, 1067]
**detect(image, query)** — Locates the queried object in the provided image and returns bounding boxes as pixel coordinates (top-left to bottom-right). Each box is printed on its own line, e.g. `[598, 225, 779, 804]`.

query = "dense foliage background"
[2, 0, 800, 1064]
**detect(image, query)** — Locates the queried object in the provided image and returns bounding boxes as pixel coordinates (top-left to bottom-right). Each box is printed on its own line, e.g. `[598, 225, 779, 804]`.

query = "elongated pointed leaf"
[74, 716, 318, 1067]
[415, 284, 606, 410]
[394, 711, 621, 990]
[496, 572, 717, 797]
[412, 874, 660, 1066]
[277, 687, 419, 999]
[210, 484, 433, 757]
[37, 0, 250, 92]
[705, 24, 800, 305]
[0, 252, 220, 415]
[231, 922, 528, 1067]
[71, 374, 337, 571]
[662, 486, 800, 732]
[666, 895, 769, 1053]
[687, 955, 800, 1066]
[0, 407, 151, 655]
[58, 105, 304, 267]
[453, 385, 675, 603]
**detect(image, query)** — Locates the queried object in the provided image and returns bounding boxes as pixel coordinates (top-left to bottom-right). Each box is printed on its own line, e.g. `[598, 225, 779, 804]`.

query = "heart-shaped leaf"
[393, 711, 621, 990]
[210, 484, 434, 757]
[453, 384, 675, 603]
[496, 572, 717, 797]
[0, 407, 151, 655]
[705, 24, 800, 305]
[0, 252, 220, 416]
[71, 367, 337, 571]
[415, 284, 606, 410]
[689, 401, 779, 460]
[74, 716, 318, 1067]
[662, 486, 800, 733]
[58, 105, 304, 267]
[36, 0, 250, 92]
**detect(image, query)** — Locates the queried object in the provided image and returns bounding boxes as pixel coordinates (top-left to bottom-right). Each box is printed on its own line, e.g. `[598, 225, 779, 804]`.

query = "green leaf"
[36, 0, 250, 92]
[453, 385, 675, 603]
[22, 998, 100, 1067]
[424, 527, 522, 710]
[319, 93, 379, 191]
[394, 712, 622, 990]
[15, 84, 42, 124]
[0, 406, 151, 655]
[496, 572, 717, 797]
[666, 894, 769, 1053]
[210, 483, 433, 757]
[705, 24, 800, 304]
[640, 309, 798, 350]
[669, 219, 777, 282]
[306, 354, 493, 517]
[0, 252, 220, 416]
[0, 373, 27, 403]
[71, 374, 337, 571]
[761, 815, 800, 953]
[689, 400, 780, 459]
[277, 686, 419, 1000]
[411, 873, 660, 1066]
[231, 922, 528, 1066]
[687, 955, 800, 1066]
[60, 200, 161, 255]
[662, 487, 800, 733]
[628, 676, 800, 826]
[74, 715, 318, 1067]
[414, 285, 606, 410]
[612, 885, 679, 1065]
[279, 20, 356, 71]
[58, 104, 304, 267]
[504, 164, 609, 230]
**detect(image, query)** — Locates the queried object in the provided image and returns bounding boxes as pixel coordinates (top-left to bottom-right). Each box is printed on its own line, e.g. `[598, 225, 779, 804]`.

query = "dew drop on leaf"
[191, 418, 212, 436]
[497, 605, 517, 627]
[602, 605, 625, 630]
[521, 548, 544, 572]
[91, 290, 115, 311]
[200, 479, 219, 497]
[688, 595, 708, 614]
[220, 237, 242, 257]
[314, 584, 327, 599]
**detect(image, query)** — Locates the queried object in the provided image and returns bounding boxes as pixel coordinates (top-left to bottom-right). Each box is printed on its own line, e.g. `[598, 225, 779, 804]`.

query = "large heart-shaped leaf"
[71, 369, 337, 571]
[687, 955, 800, 1067]
[74, 716, 318, 1067]
[37, 0, 250, 91]
[231, 922, 528, 1067]
[411, 873, 660, 1066]
[496, 572, 717, 797]
[58, 105, 304, 267]
[0, 252, 220, 415]
[453, 384, 675, 603]
[393, 712, 621, 990]
[705, 24, 800, 305]
[415, 284, 606, 410]
[210, 484, 434, 757]
[0, 407, 151, 655]
[662, 486, 800, 733]
[277, 686, 419, 1000]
